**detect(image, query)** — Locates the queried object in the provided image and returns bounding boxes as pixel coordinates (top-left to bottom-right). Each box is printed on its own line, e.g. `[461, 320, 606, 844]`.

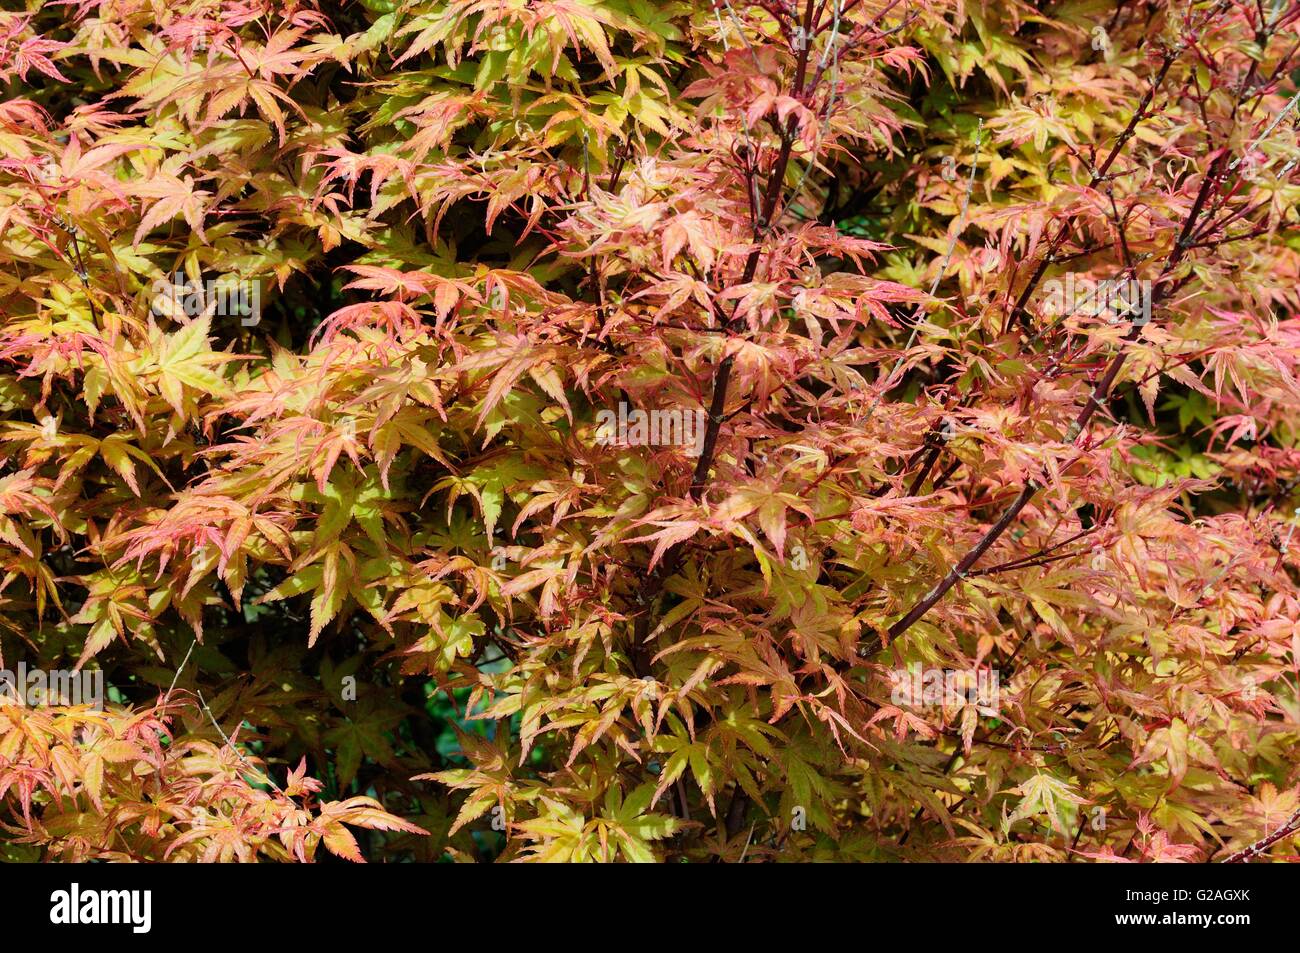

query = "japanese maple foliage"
[1, 0, 1299, 863]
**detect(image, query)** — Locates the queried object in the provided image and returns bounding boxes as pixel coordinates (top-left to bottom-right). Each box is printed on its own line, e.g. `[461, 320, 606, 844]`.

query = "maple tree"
[1, 0, 1300, 863]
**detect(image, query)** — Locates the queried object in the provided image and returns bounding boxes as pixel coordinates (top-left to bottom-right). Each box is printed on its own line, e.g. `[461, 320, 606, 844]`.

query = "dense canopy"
[1, 0, 1299, 863]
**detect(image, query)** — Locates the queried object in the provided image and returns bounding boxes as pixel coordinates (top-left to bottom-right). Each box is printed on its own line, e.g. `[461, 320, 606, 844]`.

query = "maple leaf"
[140, 314, 234, 418]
